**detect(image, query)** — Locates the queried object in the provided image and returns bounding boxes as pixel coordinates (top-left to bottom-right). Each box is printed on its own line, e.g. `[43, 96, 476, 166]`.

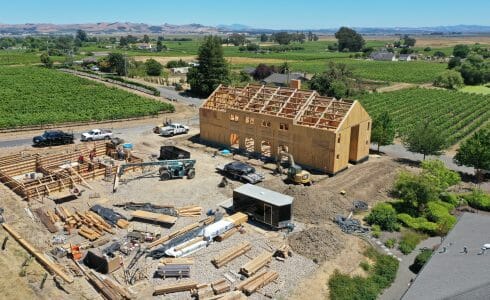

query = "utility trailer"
[159, 146, 190, 160]
[233, 184, 293, 229]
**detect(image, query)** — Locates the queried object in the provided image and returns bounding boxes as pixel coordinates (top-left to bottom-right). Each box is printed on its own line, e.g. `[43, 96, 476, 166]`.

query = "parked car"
[158, 123, 189, 137]
[217, 161, 264, 184]
[80, 129, 113, 141]
[33, 130, 74, 147]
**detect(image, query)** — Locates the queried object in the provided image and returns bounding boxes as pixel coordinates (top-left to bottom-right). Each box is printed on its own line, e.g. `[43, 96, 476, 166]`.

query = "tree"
[457, 54, 489, 85]
[253, 63, 275, 80]
[187, 36, 230, 97]
[108, 53, 127, 76]
[119, 36, 128, 47]
[145, 59, 163, 76]
[76, 29, 88, 42]
[453, 44, 470, 58]
[423, 47, 432, 52]
[403, 35, 416, 47]
[433, 51, 446, 58]
[228, 33, 246, 46]
[156, 40, 166, 52]
[142, 34, 150, 43]
[409, 249, 433, 274]
[371, 111, 396, 153]
[394, 171, 439, 211]
[447, 57, 461, 69]
[334, 27, 365, 52]
[260, 33, 268, 42]
[365, 203, 398, 231]
[309, 62, 357, 98]
[40, 52, 52, 68]
[402, 120, 446, 160]
[278, 62, 290, 74]
[454, 129, 490, 182]
[433, 70, 464, 89]
[271, 32, 292, 45]
[166, 59, 188, 68]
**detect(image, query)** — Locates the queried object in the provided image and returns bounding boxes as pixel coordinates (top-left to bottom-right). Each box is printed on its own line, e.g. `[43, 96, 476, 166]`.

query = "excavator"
[276, 151, 311, 185]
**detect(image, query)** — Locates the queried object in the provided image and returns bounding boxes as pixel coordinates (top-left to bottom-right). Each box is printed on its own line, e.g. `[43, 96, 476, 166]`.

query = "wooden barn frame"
[200, 84, 372, 174]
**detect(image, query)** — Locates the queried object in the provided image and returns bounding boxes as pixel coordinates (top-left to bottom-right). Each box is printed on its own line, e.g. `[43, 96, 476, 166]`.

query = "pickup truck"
[158, 123, 189, 137]
[217, 161, 265, 184]
[80, 129, 113, 141]
[33, 130, 74, 147]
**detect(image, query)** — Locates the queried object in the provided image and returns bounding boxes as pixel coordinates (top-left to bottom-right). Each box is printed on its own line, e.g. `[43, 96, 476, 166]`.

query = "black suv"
[33, 130, 74, 147]
[218, 161, 265, 184]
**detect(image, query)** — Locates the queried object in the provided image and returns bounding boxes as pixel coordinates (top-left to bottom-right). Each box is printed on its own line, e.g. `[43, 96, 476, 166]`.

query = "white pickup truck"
[80, 129, 113, 141]
[158, 123, 189, 137]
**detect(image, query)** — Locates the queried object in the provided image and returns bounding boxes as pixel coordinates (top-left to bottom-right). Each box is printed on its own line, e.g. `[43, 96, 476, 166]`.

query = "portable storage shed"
[233, 184, 293, 229]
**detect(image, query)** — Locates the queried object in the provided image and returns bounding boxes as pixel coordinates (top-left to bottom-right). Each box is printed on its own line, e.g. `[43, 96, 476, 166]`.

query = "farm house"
[199, 84, 372, 175]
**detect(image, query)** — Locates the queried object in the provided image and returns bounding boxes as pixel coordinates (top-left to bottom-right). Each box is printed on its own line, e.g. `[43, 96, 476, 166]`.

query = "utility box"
[159, 146, 190, 160]
[233, 184, 293, 229]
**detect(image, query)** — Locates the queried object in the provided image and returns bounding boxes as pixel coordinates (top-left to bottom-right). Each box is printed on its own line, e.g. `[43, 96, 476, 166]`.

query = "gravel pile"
[288, 226, 346, 263]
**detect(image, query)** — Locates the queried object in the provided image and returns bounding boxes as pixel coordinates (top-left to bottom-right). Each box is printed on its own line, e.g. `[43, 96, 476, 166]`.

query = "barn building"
[199, 84, 372, 175]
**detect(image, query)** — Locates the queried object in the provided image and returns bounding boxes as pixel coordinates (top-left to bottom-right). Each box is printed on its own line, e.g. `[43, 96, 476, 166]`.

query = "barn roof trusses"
[202, 84, 354, 131]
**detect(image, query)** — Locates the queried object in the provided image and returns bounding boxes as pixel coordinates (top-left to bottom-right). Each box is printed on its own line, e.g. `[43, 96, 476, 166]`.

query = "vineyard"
[0, 66, 173, 128]
[360, 88, 490, 146]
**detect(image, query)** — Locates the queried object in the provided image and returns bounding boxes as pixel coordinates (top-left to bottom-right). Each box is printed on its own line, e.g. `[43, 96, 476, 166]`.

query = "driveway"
[157, 86, 203, 106]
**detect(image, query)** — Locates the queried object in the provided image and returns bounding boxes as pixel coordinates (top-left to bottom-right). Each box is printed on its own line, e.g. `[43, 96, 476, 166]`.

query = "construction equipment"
[276, 151, 311, 185]
[113, 159, 196, 192]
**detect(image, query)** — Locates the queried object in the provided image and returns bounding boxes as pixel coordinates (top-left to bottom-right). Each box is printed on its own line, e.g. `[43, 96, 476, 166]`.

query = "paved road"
[379, 237, 441, 300]
[157, 86, 203, 106]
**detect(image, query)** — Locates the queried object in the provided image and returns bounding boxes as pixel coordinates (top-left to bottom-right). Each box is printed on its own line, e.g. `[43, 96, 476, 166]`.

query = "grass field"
[360, 88, 490, 146]
[459, 85, 490, 95]
[0, 66, 173, 128]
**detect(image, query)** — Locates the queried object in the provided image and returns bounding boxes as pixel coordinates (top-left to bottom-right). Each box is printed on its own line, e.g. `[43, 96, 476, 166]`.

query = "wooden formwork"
[0, 141, 140, 201]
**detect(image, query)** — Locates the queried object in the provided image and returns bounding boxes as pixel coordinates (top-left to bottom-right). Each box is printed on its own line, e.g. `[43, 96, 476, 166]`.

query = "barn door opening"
[245, 137, 255, 152]
[230, 133, 239, 149]
[261, 141, 271, 157]
[349, 125, 359, 161]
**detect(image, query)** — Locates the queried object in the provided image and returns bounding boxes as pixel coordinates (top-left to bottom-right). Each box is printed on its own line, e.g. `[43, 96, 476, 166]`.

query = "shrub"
[409, 249, 433, 273]
[461, 189, 490, 211]
[440, 192, 459, 206]
[397, 214, 439, 235]
[393, 171, 439, 211]
[398, 231, 427, 255]
[420, 160, 461, 189]
[371, 224, 381, 238]
[366, 203, 398, 231]
[384, 238, 396, 248]
[371, 254, 399, 289]
[360, 261, 371, 271]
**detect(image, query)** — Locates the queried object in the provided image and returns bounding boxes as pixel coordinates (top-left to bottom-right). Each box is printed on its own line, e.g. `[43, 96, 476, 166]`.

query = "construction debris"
[212, 242, 252, 268]
[240, 251, 273, 277]
[33, 207, 59, 233]
[235, 270, 279, 295]
[90, 204, 126, 226]
[2, 223, 74, 283]
[153, 280, 198, 296]
[130, 210, 177, 225]
[352, 200, 368, 212]
[273, 244, 292, 259]
[334, 214, 369, 234]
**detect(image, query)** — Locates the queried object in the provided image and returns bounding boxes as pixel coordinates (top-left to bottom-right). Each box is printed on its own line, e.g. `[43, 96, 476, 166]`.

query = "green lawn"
[0, 66, 173, 128]
[459, 85, 490, 95]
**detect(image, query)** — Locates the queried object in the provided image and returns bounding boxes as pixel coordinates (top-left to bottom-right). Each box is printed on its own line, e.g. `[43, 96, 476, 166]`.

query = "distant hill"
[0, 22, 219, 35]
[0, 22, 489, 35]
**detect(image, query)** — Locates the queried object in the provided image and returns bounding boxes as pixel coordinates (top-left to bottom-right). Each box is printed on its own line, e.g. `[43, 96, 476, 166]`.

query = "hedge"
[461, 189, 490, 211]
[398, 231, 427, 255]
[397, 214, 439, 235]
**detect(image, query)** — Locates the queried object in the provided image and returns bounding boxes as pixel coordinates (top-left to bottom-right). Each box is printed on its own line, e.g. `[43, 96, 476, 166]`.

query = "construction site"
[0, 84, 403, 300]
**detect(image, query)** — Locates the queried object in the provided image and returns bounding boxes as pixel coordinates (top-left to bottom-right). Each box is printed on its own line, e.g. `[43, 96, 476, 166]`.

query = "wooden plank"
[240, 251, 272, 277]
[212, 242, 252, 268]
[2, 223, 73, 283]
[153, 281, 198, 296]
[131, 210, 177, 224]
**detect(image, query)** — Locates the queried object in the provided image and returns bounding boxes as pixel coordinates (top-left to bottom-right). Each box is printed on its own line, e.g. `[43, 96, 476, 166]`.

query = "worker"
[78, 153, 84, 164]
[117, 146, 125, 160]
[463, 246, 468, 254]
[89, 149, 96, 161]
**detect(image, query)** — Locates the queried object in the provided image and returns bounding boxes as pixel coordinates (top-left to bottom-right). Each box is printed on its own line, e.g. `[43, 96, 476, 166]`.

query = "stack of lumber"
[177, 205, 202, 217]
[33, 207, 59, 233]
[215, 227, 238, 242]
[130, 210, 177, 225]
[212, 242, 252, 268]
[194, 284, 214, 299]
[160, 257, 194, 265]
[153, 281, 198, 296]
[2, 223, 74, 283]
[225, 212, 248, 226]
[211, 278, 231, 295]
[235, 270, 278, 295]
[84, 267, 133, 299]
[203, 291, 247, 300]
[54, 206, 114, 240]
[240, 251, 273, 277]
[148, 216, 215, 249]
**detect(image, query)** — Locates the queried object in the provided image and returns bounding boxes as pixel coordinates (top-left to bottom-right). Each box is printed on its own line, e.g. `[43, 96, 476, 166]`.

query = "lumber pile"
[240, 251, 273, 277]
[130, 210, 177, 225]
[203, 290, 247, 300]
[54, 206, 114, 240]
[148, 216, 215, 249]
[177, 205, 202, 217]
[212, 242, 252, 268]
[84, 267, 133, 299]
[160, 257, 194, 265]
[225, 212, 248, 226]
[153, 281, 198, 296]
[212, 278, 231, 295]
[236, 270, 278, 295]
[215, 227, 238, 242]
[33, 207, 59, 233]
[2, 223, 73, 283]
[194, 283, 214, 299]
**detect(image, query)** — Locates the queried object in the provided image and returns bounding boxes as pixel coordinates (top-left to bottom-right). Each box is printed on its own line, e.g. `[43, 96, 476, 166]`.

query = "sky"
[1, 0, 489, 29]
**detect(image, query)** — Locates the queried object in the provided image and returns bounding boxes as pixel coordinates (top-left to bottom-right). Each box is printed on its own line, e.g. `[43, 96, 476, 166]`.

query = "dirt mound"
[288, 226, 345, 263]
